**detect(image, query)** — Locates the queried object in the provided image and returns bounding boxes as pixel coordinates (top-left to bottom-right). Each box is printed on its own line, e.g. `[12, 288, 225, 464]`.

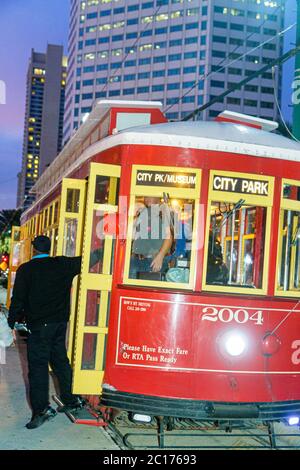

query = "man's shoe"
[26, 405, 57, 429]
[57, 396, 86, 413]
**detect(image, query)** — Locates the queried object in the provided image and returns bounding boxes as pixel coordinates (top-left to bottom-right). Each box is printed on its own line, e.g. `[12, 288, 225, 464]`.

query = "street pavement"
[0, 288, 119, 451]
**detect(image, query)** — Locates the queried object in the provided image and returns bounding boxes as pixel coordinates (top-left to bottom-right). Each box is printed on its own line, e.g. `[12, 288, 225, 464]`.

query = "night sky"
[0, 0, 297, 210]
[0, 0, 69, 209]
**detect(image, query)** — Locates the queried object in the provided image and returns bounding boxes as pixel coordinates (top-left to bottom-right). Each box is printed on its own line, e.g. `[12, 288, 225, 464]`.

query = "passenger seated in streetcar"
[206, 231, 229, 285]
[129, 196, 173, 280]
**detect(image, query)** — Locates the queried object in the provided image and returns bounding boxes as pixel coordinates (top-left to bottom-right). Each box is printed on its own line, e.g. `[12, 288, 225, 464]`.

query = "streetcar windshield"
[206, 202, 267, 289]
[128, 196, 194, 284]
[277, 182, 300, 294]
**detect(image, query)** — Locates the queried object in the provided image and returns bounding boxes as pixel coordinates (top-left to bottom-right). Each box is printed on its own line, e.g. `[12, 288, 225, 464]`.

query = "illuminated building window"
[248, 11, 261, 19]
[139, 43, 153, 52]
[109, 76, 121, 83]
[88, 0, 99, 5]
[27, 164, 32, 169]
[232, 8, 244, 16]
[156, 13, 169, 21]
[186, 8, 199, 16]
[125, 46, 136, 54]
[264, 1, 278, 6]
[154, 41, 166, 49]
[170, 10, 182, 19]
[34, 68, 45, 75]
[81, 1, 86, 10]
[142, 16, 153, 24]
[84, 53, 95, 60]
[98, 50, 108, 59]
[113, 21, 125, 28]
[29, 118, 36, 123]
[99, 23, 111, 31]
[112, 48, 122, 56]
[28, 136, 34, 142]
[86, 26, 97, 33]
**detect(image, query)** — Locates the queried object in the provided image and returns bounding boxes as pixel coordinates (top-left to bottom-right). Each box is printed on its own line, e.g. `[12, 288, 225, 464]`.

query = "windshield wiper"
[221, 199, 245, 227]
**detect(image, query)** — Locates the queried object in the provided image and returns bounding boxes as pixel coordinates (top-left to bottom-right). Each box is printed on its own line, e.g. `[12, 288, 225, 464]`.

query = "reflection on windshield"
[129, 196, 194, 284]
[207, 201, 266, 289]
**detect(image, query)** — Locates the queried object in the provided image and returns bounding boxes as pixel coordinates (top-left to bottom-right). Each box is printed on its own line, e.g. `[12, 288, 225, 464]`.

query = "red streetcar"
[9, 100, 300, 427]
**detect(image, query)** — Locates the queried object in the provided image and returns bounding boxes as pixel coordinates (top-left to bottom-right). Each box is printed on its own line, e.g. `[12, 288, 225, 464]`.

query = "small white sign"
[0, 341, 6, 365]
[292, 69, 300, 105]
[0, 80, 6, 105]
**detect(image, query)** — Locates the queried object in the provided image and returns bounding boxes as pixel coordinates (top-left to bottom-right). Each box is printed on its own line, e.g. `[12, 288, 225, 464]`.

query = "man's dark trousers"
[27, 322, 75, 414]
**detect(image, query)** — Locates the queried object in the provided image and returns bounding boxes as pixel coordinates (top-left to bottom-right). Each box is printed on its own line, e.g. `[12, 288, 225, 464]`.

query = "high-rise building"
[17, 45, 67, 210]
[63, 0, 284, 144]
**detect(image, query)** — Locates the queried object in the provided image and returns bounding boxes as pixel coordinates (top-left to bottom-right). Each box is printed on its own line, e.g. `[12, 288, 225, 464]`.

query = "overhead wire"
[165, 23, 295, 115]
[97, 4, 163, 96]
[162, 3, 289, 115]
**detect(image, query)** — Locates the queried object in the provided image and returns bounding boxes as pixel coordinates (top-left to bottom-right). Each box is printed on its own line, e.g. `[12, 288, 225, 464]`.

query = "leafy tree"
[0, 209, 21, 255]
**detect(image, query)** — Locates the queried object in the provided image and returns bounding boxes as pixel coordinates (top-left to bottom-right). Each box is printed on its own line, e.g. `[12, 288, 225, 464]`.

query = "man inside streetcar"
[206, 231, 229, 285]
[129, 196, 173, 280]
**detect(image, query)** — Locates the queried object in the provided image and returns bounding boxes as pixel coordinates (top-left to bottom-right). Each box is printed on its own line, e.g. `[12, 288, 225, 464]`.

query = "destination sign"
[136, 170, 197, 188]
[213, 175, 269, 196]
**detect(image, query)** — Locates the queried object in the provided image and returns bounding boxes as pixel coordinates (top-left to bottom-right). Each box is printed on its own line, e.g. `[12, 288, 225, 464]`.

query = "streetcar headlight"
[129, 413, 152, 424]
[288, 416, 299, 426]
[224, 332, 247, 357]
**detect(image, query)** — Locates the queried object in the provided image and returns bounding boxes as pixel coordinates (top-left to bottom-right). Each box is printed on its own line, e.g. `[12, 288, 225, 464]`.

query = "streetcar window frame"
[202, 170, 274, 296]
[123, 164, 201, 290]
[19, 196, 61, 262]
[276, 178, 300, 297]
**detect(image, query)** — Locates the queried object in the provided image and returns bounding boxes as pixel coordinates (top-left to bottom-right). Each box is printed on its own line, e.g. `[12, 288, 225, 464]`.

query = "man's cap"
[32, 235, 51, 253]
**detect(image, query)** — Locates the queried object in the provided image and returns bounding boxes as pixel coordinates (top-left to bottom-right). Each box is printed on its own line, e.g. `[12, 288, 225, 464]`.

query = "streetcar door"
[57, 178, 87, 364]
[72, 162, 120, 395]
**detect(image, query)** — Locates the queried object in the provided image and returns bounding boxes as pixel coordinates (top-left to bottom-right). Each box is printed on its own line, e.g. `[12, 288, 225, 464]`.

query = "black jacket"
[8, 256, 81, 330]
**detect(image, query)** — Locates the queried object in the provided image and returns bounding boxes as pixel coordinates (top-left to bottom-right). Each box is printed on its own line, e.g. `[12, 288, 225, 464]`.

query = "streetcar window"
[206, 202, 267, 289]
[66, 188, 80, 213]
[81, 333, 97, 370]
[52, 228, 58, 257]
[63, 218, 78, 257]
[49, 205, 53, 226]
[128, 196, 194, 284]
[88, 210, 116, 275]
[13, 230, 20, 242]
[94, 175, 119, 205]
[283, 184, 300, 201]
[84, 291, 101, 327]
[43, 209, 48, 230]
[277, 210, 300, 292]
[53, 201, 59, 225]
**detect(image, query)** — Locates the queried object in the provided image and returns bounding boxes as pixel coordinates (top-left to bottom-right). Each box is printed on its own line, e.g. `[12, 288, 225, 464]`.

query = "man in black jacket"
[8, 235, 85, 429]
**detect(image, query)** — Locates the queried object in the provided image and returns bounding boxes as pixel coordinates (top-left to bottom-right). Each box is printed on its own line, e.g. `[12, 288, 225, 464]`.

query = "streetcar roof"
[27, 114, 300, 221]
[119, 121, 300, 153]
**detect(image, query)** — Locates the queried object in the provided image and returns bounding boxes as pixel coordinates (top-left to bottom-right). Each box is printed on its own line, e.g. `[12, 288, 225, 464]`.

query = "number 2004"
[201, 306, 263, 325]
